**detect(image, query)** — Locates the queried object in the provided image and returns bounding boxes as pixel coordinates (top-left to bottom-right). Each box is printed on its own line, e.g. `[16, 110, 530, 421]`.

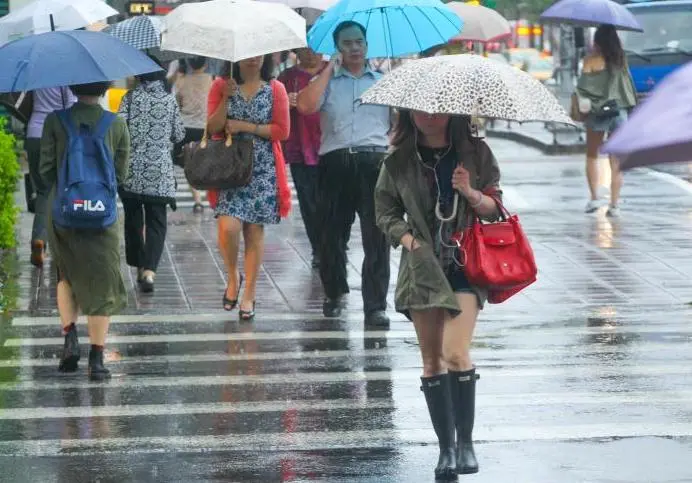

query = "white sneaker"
[585, 200, 602, 213]
[606, 205, 620, 218]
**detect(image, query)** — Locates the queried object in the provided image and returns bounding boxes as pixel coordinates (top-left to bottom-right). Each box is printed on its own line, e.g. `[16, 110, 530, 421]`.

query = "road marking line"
[0, 343, 683, 367]
[2, 365, 690, 392]
[6, 322, 692, 347]
[644, 168, 692, 195]
[2, 424, 692, 455]
[3, 330, 416, 347]
[10, 312, 413, 326]
[1, 390, 692, 421]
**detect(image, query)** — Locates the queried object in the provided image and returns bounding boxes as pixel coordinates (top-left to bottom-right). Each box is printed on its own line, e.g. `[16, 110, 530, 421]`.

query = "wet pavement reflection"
[1, 140, 692, 482]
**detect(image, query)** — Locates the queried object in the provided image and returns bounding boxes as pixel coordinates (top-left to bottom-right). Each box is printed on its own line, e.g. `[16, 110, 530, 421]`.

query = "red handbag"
[451, 196, 537, 303]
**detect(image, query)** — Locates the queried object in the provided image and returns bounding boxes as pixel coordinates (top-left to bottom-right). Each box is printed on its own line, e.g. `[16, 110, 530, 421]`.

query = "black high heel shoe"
[239, 301, 256, 321]
[223, 273, 244, 311]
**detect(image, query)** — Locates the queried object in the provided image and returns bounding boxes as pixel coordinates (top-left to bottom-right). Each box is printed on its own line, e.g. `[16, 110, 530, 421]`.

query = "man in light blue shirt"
[297, 21, 391, 326]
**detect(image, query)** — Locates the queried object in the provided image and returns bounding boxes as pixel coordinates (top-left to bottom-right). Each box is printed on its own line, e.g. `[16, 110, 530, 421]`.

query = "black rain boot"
[58, 323, 80, 373]
[449, 369, 479, 475]
[88, 346, 111, 381]
[420, 374, 458, 481]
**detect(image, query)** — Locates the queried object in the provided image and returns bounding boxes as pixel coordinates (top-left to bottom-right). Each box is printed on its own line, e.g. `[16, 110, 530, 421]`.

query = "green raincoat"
[374, 129, 502, 320]
[39, 102, 130, 316]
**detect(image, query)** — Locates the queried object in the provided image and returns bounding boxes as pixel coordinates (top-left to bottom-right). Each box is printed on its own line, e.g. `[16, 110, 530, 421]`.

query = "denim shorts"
[445, 267, 473, 294]
[585, 109, 628, 134]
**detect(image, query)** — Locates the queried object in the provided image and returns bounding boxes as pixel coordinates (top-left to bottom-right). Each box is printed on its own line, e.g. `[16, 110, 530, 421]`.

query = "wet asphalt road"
[1, 140, 692, 483]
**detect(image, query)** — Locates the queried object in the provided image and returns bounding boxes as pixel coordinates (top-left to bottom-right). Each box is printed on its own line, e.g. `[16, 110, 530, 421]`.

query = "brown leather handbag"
[183, 127, 254, 190]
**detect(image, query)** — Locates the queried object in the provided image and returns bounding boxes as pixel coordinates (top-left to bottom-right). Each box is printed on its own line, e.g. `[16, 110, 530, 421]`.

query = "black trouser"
[26, 138, 47, 242]
[121, 198, 168, 272]
[290, 163, 321, 255]
[317, 149, 390, 313]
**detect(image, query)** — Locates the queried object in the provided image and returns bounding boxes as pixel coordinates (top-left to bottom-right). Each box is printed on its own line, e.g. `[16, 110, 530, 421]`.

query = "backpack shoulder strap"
[93, 111, 117, 139]
[55, 109, 77, 139]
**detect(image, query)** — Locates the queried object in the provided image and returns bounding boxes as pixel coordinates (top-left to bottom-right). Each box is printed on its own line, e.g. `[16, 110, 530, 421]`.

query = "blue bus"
[619, 0, 692, 99]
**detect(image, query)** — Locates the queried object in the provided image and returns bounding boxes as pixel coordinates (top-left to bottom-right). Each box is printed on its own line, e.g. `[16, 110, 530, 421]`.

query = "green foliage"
[0, 118, 20, 250]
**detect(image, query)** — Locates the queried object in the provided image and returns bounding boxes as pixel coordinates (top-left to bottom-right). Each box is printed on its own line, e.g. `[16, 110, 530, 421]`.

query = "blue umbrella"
[307, 0, 463, 58]
[0, 30, 162, 93]
[540, 0, 643, 32]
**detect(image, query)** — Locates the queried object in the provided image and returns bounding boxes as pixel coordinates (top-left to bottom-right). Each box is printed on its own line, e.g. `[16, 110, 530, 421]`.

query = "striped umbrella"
[104, 15, 163, 51]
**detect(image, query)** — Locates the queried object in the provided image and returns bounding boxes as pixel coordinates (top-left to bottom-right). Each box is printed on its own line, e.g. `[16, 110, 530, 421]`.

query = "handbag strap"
[199, 124, 233, 148]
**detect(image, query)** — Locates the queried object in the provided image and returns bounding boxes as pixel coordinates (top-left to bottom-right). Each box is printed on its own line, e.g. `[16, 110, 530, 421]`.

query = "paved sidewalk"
[12, 139, 692, 318]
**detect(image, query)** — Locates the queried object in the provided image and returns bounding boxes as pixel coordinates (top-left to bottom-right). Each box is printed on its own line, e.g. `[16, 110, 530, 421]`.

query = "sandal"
[239, 301, 256, 321]
[223, 273, 244, 311]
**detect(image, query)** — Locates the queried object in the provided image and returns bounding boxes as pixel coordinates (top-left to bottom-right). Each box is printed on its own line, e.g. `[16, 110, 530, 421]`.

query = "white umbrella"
[447, 2, 511, 43]
[161, 0, 307, 62]
[262, 0, 337, 10]
[360, 54, 573, 124]
[0, 0, 118, 45]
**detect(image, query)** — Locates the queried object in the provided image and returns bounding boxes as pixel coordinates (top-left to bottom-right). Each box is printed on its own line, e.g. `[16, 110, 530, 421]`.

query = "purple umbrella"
[540, 0, 643, 32]
[602, 61, 692, 170]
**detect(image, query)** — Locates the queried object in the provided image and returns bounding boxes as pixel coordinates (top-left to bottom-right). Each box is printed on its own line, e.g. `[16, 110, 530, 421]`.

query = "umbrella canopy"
[447, 2, 511, 43]
[0, 30, 163, 93]
[540, 0, 643, 32]
[263, 0, 338, 10]
[104, 15, 163, 51]
[0, 0, 118, 45]
[359, 54, 573, 124]
[161, 0, 307, 62]
[602, 61, 692, 170]
[307, 0, 462, 58]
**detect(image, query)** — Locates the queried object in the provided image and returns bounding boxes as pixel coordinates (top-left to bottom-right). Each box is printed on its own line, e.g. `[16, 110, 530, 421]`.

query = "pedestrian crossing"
[1, 308, 691, 480]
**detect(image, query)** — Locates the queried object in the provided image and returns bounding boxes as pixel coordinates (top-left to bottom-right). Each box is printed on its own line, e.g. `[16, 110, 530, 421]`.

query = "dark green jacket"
[375, 131, 501, 319]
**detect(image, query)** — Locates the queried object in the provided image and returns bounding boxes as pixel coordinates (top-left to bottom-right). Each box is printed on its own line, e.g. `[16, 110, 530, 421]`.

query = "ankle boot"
[88, 349, 111, 381]
[449, 369, 479, 474]
[58, 324, 80, 373]
[420, 374, 458, 481]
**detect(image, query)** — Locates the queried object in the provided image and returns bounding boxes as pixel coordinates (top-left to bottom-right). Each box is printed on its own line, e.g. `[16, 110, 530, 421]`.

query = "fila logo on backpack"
[52, 110, 119, 230]
[72, 200, 106, 212]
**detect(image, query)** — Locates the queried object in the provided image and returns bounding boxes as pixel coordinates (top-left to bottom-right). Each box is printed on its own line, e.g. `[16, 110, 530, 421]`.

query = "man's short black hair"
[332, 21, 366, 47]
[135, 55, 166, 83]
[69, 81, 112, 97]
[188, 56, 206, 71]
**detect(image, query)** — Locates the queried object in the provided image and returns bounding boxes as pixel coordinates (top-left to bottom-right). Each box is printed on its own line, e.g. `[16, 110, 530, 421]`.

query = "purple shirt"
[27, 87, 76, 139]
[277, 65, 324, 166]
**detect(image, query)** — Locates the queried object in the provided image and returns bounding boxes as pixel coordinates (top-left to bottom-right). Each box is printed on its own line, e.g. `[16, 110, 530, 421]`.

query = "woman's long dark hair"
[230, 54, 274, 84]
[594, 25, 625, 69]
[390, 110, 474, 151]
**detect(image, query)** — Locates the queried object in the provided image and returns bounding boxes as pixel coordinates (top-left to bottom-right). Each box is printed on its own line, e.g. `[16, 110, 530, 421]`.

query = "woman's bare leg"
[240, 223, 265, 312]
[443, 293, 481, 475]
[586, 129, 606, 205]
[57, 281, 78, 331]
[86, 316, 110, 346]
[218, 215, 243, 304]
[609, 155, 623, 208]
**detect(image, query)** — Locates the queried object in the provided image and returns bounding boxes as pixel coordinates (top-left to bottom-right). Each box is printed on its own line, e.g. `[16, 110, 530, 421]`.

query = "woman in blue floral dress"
[208, 55, 291, 320]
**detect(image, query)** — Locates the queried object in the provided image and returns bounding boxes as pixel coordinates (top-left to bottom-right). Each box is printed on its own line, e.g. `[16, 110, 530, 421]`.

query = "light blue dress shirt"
[318, 66, 390, 156]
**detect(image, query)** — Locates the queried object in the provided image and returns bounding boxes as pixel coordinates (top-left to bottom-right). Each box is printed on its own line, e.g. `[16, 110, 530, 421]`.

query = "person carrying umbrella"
[576, 25, 636, 217]
[39, 81, 130, 381]
[296, 20, 391, 327]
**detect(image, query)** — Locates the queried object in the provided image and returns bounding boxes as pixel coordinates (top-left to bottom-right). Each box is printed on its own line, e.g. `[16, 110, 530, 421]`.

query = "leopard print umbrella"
[359, 53, 574, 125]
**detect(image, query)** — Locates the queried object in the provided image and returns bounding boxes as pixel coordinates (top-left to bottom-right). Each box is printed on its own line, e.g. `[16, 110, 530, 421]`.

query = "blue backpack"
[52, 110, 118, 230]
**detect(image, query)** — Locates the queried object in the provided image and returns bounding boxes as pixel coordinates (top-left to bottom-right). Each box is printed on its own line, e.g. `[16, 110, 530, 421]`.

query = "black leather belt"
[335, 146, 388, 154]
